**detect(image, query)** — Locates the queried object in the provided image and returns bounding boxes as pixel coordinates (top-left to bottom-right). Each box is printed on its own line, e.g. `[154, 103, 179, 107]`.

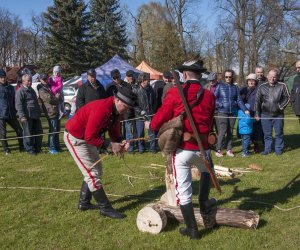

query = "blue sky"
[0, 0, 216, 28]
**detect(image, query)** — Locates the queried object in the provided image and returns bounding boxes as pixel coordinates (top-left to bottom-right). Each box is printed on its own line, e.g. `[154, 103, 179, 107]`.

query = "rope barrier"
[0, 113, 299, 142]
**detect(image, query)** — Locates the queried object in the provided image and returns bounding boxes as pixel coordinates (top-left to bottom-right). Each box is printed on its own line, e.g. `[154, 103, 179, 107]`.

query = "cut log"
[155, 201, 259, 229]
[136, 203, 168, 234]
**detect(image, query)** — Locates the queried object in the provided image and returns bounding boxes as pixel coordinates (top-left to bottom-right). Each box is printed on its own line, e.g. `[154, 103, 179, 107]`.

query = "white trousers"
[64, 132, 102, 192]
[172, 149, 208, 205]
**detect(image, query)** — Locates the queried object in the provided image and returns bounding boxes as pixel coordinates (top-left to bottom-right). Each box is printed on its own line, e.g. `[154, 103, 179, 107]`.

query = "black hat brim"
[177, 65, 207, 73]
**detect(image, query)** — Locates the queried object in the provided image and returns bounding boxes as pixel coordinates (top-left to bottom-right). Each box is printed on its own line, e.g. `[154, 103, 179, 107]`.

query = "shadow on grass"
[218, 172, 300, 220]
[111, 184, 166, 213]
[283, 134, 300, 152]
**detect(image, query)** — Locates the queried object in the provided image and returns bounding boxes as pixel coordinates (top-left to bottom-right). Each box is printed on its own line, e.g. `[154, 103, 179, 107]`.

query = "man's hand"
[20, 117, 27, 123]
[144, 121, 150, 130]
[111, 141, 128, 157]
[255, 116, 260, 121]
[245, 110, 250, 115]
[121, 140, 130, 151]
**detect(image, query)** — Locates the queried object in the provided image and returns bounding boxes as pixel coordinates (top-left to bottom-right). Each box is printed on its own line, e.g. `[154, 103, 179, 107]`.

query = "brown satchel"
[157, 86, 204, 155]
[157, 113, 184, 155]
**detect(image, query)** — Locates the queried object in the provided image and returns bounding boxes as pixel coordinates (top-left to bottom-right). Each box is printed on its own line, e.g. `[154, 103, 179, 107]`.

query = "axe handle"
[173, 74, 221, 194]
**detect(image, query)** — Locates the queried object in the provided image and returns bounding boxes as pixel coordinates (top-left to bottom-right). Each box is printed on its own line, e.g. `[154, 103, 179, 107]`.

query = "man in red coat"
[64, 86, 136, 219]
[150, 59, 216, 239]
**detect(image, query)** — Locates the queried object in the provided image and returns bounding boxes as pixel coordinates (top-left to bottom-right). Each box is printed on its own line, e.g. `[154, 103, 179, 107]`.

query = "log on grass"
[156, 201, 259, 229]
[136, 203, 168, 234]
[136, 201, 259, 234]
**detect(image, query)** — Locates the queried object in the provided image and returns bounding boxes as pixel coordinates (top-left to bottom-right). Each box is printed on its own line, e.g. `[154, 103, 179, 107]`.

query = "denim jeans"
[241, 134, 251, 154]
[48, 116, 61, 151]
[124, 121, 135, 152]
[21, 118, 43, 153]
[135, 120, 156, 153]
[261, 113, 284, 154]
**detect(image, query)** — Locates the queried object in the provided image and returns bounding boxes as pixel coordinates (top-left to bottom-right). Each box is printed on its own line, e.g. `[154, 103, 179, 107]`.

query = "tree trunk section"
[156, 201, 259, 229]
[136, 203, 168, 234]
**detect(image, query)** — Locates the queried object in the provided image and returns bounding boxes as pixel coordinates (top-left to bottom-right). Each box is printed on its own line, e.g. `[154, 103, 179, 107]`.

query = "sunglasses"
[225, 76, 232, 79]
[113, 76, 120, 80]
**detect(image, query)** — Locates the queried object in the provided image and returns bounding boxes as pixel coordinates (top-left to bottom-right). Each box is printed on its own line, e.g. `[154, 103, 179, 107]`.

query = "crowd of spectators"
[0, 60, 299, 157]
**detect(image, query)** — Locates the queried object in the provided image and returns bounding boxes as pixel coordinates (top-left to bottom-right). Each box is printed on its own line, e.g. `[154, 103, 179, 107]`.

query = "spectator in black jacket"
[255, 69, 290, 155]
[255, 66, 267, 86]
[123, 70, 137, 153]
[133, 73, 157, 153]
[106, 69, 129, 97]
[76, 69, 107, 109]
[0, 69, 24, 155]
[15, 74, 43, 156]
[291, 60, 300, 124]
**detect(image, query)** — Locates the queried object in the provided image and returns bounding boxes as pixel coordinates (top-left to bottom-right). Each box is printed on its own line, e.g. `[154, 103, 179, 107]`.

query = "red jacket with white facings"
[65, 96, 121, 147]
[150, 80, 215, 150]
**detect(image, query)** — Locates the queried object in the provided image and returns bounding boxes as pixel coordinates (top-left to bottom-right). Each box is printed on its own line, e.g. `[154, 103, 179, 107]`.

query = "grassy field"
[0, 107, 299, 249]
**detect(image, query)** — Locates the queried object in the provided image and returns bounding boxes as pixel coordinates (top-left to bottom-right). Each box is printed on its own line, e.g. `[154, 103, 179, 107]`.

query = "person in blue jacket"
[214, 69, 249, 157]
[238, 103, 254, 157]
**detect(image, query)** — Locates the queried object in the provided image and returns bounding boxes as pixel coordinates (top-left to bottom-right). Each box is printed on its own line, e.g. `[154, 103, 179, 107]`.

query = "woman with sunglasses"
[214, 69, 249, 157]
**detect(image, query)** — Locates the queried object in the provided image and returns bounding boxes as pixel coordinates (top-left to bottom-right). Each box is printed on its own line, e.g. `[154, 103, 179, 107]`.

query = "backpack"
[157, 87, 204, 155]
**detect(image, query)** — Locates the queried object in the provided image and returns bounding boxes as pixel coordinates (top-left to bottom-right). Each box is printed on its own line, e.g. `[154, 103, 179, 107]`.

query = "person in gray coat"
[15, 74, 43, 155]
[38, 73, 61, 154]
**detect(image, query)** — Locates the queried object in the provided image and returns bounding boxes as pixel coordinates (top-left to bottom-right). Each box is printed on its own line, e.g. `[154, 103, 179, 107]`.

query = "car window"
[63, 88, 75, 96]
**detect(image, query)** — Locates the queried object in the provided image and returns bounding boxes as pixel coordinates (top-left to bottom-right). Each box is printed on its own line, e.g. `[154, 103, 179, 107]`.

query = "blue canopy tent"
[81, 54, 143, 89]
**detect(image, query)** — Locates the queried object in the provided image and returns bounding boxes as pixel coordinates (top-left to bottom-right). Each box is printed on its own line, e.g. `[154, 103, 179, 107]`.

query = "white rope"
[214, 115, 299, 120]
[1, 112, 298, 142]
[0, 186, 158, 201]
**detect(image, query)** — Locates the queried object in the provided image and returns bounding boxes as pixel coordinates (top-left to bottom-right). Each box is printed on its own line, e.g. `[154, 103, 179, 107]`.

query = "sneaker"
[241, 152, 250, 157]
[275, 151, 283, 156]
[49, 149, 58, 155]
[226, 150, 235, 157]
[261, 151, 271, 156]
[215, 150, 223, 158]
[5, 149, 11, 155]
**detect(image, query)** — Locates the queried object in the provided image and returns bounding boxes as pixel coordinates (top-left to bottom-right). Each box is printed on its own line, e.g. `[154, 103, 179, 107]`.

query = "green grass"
[0, 107, 300, 249]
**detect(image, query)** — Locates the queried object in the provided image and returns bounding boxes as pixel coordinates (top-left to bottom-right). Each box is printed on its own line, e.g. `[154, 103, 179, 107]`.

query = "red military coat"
[65, 96, 121, 147]
[151, 80, 215, 150]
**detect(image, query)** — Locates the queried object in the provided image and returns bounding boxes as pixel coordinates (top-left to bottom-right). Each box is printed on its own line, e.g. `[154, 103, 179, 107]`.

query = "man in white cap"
[151, 58, 217, 239]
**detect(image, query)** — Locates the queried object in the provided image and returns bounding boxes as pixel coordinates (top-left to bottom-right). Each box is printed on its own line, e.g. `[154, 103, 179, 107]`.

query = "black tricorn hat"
[178, 56, 206, 73]
[115, 86, 137, 108]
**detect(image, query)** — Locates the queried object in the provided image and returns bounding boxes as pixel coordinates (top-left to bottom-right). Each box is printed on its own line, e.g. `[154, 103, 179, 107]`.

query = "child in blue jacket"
[238, 103, 254, 157]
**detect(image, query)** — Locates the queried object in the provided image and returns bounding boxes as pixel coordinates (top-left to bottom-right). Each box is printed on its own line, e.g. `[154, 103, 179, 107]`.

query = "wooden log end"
[136, 203, 168, 234]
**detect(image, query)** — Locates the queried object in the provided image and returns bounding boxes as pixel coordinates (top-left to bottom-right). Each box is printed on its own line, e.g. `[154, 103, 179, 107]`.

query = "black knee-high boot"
[199, 172, 217, 229]
[179, 202, 200, 239]
[92, 188, 125, 219]
[78, 181, 99, 211]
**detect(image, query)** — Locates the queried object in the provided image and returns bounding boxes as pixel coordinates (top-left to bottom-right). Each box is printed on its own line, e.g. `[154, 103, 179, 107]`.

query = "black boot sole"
[179, 227, 200, 239]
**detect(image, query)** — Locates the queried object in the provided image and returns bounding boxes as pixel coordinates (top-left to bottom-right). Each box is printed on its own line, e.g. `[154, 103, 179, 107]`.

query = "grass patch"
[0, 107, 300, 249]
